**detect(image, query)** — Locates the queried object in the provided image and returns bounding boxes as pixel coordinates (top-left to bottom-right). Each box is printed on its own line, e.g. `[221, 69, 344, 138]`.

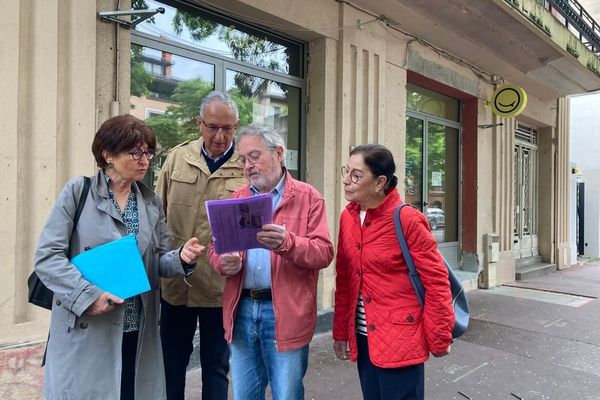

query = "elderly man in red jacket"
[209, 123, 334, 400]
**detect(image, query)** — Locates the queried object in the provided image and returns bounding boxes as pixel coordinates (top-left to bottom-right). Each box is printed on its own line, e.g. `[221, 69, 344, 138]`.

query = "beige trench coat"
[34, 171, 188, 399]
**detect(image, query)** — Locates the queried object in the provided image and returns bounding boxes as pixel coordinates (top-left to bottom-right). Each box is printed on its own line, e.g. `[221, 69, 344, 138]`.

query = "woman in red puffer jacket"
[332, 144, 454, 400]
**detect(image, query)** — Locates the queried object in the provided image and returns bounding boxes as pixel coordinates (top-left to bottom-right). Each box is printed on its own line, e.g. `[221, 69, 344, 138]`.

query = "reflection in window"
[135, 0, 303, 77]
[130, 44, 215, 157]
[405, 117, 424, 209]
[406, 83, 459, 121]
[130, 0, 305, 184]
[226, 69, 301, 178]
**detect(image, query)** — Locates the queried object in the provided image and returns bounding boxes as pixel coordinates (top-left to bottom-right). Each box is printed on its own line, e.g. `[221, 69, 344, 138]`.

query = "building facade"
[2, 0, 600, 396]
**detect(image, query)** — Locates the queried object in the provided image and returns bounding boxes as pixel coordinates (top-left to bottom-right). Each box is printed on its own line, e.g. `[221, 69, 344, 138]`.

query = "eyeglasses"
[237, 150, 264, 167]
[129, 148, 155, 161]
[340, 166, 367, 184]
[201, 119, 237, 135]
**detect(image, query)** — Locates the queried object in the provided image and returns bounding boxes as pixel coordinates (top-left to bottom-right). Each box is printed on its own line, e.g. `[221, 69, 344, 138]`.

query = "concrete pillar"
[493, 117, 517, 284]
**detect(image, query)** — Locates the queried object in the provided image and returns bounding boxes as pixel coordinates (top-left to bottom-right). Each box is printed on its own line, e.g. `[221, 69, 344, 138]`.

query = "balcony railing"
[545, 0, 600, 54]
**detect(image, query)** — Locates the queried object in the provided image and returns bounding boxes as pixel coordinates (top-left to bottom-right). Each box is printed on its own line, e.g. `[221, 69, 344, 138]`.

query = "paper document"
[205, 194, 273, 254]
[71, 235, 151, 299]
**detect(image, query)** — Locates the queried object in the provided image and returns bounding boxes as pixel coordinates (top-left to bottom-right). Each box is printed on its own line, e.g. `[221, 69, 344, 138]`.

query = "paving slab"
[508, 263, 600, 298]
[185, 263, 600, 400]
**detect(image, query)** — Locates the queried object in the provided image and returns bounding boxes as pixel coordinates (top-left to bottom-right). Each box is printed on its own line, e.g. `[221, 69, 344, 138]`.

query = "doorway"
[405, 112, 460, 265]
[513, 124, 539, 259]
[577, 182, 585, 256]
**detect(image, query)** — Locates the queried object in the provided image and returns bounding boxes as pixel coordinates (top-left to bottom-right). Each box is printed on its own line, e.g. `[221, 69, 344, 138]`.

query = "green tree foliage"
[172, 11, 217, 41]
[132, 1, 284, 154]
[144, 78, 254, 157]
[406, 90, 448, 183]
[130, 45, 153, 97]
[135, 0, 287, 98]
[145, 78, 212, 157]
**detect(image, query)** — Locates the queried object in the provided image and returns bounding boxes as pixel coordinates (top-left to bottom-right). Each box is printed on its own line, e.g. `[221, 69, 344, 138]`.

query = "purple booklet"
[205, 193, 273, 254]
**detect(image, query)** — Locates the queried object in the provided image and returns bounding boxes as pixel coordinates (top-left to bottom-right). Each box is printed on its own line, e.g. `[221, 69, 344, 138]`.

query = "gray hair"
[236, 124, 287, 166]
[199, 91, 239, 120]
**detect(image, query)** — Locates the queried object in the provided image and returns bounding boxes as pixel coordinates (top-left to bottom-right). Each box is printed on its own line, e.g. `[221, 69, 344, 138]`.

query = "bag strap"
[394, 204, 426, 308]
[41, 176, 90, 364]
[73, 176, 91, 230]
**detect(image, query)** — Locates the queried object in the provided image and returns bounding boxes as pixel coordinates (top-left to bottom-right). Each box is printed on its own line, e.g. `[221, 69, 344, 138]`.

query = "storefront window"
[130, 0, 305, 184]
[134, 0, 303, 77]
[406, 84, 460, 246]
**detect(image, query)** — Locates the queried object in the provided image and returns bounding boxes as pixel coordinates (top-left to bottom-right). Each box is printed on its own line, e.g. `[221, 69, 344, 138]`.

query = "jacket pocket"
[389, 306, 422, 325]
[365, 304, 427, 366]
[171, 170, 198, 184]
[169, 171, 198, 207]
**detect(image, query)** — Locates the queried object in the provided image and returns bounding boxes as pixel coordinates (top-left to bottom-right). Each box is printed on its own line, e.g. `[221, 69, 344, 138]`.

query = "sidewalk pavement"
[185, 262, 600, 399]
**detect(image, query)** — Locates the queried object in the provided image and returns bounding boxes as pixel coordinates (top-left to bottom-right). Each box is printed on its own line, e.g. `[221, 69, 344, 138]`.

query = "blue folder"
[71, 235, 151, 299]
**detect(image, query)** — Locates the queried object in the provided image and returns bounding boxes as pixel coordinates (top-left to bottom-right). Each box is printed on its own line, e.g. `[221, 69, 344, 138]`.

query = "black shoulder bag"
[27, 176, 91, 310]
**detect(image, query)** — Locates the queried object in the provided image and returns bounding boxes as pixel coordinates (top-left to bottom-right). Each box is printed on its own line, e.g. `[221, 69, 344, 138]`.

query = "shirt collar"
[201, 141, 233, 162]
[249, 170, 286, 196]
[101, 168, 111, 185]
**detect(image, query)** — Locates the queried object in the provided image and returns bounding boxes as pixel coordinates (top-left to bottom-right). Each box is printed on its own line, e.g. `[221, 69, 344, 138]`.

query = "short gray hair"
[236, 124, 286, 166]
[199, 91, 239, 120]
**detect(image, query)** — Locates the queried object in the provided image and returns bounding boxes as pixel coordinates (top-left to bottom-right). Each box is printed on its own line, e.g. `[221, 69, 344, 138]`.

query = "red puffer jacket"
[332, 189, 454, 368]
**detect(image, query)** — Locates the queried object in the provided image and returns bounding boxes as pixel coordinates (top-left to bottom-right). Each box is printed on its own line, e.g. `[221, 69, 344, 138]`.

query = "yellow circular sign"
[490, 84, 527, 118]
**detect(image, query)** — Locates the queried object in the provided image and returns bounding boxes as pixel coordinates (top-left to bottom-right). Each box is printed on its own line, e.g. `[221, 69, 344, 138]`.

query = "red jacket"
[332, 189, 454, 368]
[209, 171, 334, 352]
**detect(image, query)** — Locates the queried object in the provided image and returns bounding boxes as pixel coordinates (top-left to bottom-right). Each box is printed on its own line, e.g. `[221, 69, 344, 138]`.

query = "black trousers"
[121, 330, 139, 400]
[160, 299, 230, 400]
[356, 334, 424, 400]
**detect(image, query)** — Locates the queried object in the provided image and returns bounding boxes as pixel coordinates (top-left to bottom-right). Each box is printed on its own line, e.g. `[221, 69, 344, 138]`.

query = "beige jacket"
[156, 139, 246, 307]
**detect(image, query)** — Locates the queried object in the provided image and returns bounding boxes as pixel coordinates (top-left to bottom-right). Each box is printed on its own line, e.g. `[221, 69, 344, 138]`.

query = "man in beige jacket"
[156, 91, 246, 400]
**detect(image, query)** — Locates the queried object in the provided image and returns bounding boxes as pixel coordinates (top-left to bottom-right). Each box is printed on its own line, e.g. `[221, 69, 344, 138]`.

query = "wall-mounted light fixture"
[98, 7, 165, 29]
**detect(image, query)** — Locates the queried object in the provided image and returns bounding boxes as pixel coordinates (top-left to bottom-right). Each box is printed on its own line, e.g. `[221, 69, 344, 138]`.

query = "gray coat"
[34, 171, 188, 400]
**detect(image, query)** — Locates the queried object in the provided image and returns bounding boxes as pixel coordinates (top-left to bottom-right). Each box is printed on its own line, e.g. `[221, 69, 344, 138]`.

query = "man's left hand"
[256, 223, 286, 250]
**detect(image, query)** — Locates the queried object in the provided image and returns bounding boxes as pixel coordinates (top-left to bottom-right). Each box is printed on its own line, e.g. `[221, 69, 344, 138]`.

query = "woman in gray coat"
[34, 115, 204, 400]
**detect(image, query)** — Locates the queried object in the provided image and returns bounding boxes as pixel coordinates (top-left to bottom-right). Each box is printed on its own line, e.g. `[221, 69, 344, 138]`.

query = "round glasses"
[129, 148, 155, 161]
[237, 150, 264, 167]
[340, 166, 366, 184]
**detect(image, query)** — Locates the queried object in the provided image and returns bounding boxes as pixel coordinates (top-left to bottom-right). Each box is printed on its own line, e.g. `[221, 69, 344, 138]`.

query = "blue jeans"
[230, 297, 309, 400]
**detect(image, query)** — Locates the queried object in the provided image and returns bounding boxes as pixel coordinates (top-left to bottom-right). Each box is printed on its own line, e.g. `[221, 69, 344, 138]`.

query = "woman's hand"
[180, 237, 205, 264]
[218, 252, 243, 276]
[86, 292, 124, 316]
[256, 224, 286, 250]
[333, 340, 350, 360]
[432, 344, 452, 357]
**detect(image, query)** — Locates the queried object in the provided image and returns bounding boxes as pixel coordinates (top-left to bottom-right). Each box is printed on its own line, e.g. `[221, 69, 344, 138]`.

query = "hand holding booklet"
[71, 235, 150, 299]
[205, 193, 273, 254]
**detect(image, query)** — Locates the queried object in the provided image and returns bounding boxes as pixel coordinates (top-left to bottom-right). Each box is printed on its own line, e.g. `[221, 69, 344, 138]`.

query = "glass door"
[405, 113, 459, 261]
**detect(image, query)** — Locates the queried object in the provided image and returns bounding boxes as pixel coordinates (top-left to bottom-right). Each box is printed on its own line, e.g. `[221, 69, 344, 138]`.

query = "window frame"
[131, 1, 307, 180]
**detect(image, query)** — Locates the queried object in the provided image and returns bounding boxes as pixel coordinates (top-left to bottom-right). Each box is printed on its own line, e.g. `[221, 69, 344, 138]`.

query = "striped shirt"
[356, 210, 368, 336]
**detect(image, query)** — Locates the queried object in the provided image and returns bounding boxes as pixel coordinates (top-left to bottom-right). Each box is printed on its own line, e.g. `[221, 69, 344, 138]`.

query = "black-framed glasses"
[201, 119, 237, 135]
[129, 148, 155, 161]
[340, 166, 366, 184]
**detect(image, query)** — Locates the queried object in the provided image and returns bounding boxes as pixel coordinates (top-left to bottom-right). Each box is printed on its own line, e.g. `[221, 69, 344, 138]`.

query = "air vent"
[516, 124, 537, 144]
